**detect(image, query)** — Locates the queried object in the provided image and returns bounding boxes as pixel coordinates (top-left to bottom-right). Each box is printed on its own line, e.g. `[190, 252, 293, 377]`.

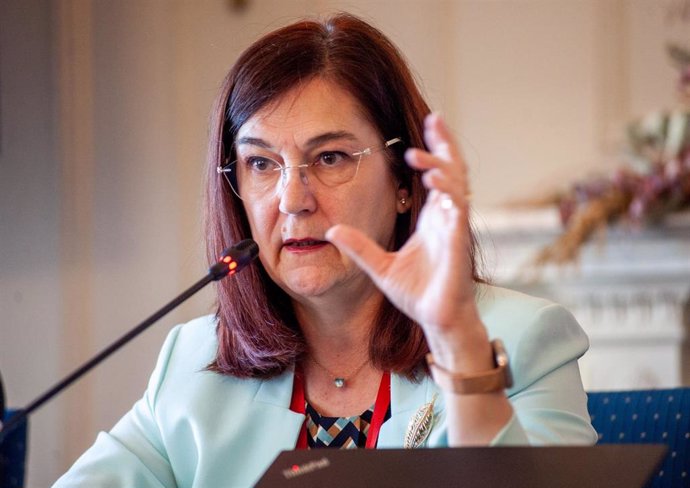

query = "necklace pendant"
[334, 378, 345, 388]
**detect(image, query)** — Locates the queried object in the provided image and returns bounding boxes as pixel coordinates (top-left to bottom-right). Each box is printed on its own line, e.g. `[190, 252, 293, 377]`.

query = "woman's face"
[235, 77, 405, 302]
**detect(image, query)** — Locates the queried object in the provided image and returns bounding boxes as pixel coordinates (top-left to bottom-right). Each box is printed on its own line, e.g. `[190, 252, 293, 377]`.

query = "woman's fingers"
[424, 112, 463, 162]
[406, 113, 471, 203]
[406, 115, 466, 173]
[325, 224, 390, 279]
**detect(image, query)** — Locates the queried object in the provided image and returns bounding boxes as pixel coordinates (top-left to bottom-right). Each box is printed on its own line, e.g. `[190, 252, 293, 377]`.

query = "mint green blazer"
[53, 285, 597, 487]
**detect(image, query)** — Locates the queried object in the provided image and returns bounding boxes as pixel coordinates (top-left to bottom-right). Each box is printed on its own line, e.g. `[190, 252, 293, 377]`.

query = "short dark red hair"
[204, 13, 482, 379]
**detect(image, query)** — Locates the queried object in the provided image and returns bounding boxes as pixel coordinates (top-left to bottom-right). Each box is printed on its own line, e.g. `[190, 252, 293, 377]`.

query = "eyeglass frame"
[216, 137, 403, 201]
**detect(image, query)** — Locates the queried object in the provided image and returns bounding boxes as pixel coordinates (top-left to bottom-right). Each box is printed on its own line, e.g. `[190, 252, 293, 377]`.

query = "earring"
[400, 198, 407, 205]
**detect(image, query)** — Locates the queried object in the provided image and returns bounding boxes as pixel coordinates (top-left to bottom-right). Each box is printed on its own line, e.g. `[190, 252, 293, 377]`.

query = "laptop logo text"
[282, 457, 331, 479]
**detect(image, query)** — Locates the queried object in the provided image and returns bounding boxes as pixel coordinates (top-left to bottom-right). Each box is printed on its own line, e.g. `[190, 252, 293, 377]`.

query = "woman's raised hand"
[326, 113, 486, 354]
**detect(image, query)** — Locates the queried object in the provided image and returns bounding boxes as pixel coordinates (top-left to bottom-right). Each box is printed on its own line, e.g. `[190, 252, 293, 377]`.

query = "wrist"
[424, 318, 492, 373]
[427, 339, 513, 394]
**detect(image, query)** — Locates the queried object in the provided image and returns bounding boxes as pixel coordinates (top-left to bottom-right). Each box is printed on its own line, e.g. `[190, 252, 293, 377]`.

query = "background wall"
[0, 0, 686, 485]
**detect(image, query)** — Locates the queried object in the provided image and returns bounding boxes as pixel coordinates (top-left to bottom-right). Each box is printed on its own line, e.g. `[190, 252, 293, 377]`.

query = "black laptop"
[255, 444, 667, 488]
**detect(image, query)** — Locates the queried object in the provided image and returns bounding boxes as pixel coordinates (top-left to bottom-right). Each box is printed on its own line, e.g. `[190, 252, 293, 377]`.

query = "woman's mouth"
[283, 238, 329, 252]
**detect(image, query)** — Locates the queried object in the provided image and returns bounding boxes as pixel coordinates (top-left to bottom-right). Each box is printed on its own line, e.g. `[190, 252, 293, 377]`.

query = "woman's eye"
[245, 157, 276, 172]
[318, 152, 348, 167]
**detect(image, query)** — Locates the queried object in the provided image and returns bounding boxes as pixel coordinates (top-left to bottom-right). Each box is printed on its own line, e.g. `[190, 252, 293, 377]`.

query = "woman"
[54, 13, 596, 488]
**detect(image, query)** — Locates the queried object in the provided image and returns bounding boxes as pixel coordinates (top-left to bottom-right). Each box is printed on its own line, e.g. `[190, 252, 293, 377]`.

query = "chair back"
[588, 388, 690, 488]
[0, 410, 28, 488]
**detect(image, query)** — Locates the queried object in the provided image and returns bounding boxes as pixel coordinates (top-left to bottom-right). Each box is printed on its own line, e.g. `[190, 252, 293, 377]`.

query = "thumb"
[325, 224, 390, 278]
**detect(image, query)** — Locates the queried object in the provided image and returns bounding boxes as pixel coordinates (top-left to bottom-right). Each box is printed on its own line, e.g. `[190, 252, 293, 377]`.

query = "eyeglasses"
[217, 137, 402, 201]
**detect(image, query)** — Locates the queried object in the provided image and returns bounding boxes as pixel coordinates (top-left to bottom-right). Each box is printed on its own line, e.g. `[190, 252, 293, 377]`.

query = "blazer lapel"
[252, 368, 305, 448]
[217, 370, 305, 487]
[377, 373, 448, 448]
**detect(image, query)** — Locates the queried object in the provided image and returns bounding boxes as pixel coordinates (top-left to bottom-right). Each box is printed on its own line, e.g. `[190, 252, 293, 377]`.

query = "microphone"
[208, 238, 260, 280]
[0, 239, 259, 443]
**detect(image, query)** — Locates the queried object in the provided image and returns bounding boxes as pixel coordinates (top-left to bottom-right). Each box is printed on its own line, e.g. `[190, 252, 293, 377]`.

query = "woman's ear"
[396, 187, 411, 213]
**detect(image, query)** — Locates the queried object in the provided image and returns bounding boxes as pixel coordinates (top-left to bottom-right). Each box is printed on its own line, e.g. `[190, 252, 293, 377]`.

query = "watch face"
[496, 351, 508, 367]
[493, 341, 506, 365]
[492, 339, 513, 389]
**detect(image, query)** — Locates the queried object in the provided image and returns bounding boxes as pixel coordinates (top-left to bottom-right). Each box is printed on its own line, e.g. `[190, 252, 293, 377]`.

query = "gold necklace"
[308, 355, 370, 388]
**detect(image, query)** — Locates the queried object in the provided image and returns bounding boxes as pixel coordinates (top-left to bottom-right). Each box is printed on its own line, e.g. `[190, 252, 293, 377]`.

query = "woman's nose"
[277, 165, 317, 215]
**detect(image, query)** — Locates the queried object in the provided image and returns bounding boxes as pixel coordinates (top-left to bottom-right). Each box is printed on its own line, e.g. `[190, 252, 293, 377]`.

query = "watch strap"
[426, 339, 513, 394]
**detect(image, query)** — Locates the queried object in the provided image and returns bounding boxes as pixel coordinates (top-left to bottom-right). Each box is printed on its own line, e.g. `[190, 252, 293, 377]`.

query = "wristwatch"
[426, 339, 513, 394]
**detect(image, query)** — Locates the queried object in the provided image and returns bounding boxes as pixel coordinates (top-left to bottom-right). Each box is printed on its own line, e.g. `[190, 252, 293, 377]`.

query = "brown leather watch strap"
[426, 339, 513, 394]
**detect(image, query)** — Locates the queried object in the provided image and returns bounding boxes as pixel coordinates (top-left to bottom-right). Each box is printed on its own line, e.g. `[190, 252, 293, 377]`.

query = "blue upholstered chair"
[588, 388, 690, 488]
[0, 410, 28, 488]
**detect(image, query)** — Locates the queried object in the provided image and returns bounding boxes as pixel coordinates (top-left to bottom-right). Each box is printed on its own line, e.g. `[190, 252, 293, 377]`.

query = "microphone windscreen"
[209, 239, 260, 280]
[228, 239, 259, 266]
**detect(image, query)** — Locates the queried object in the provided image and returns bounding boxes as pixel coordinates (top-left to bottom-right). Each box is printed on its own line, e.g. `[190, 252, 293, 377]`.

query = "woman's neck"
[294, 281, 383, 355]
[293, 287, 386, 417]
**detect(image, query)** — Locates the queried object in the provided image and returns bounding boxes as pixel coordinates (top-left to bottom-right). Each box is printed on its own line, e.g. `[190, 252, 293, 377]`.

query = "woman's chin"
[282, 272, 337, 299]
[278, 264, 358, 301]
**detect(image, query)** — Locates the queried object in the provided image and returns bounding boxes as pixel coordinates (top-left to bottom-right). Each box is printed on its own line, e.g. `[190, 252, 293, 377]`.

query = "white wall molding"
[476, 207, 690, 391]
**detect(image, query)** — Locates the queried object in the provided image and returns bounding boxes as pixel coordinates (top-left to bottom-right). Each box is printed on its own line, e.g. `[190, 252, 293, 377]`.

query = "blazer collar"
[254, 366, 297, 408]
[390, 370, 441, 415]
[376, 371, 446, 447]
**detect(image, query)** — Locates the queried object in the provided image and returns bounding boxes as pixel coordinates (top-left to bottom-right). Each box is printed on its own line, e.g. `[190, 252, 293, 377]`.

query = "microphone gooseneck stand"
[0, 239, 259, 444]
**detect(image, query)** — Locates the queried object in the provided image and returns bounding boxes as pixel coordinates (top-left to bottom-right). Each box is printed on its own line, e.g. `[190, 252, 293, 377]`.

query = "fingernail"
[426, 111, 443, 127]
[404, 147, 418, 163]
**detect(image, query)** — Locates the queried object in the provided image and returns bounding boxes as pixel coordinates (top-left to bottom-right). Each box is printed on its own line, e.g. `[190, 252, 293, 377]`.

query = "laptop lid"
[255, 444, 667, 488]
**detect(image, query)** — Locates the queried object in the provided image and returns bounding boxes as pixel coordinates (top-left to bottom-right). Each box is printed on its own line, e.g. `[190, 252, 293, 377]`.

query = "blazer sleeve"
[52, 325, 184, 488]
[488, 303, 598, 445]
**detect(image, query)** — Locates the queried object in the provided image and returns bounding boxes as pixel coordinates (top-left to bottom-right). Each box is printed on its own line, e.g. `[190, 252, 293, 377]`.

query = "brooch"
[403, 393, 438, 449]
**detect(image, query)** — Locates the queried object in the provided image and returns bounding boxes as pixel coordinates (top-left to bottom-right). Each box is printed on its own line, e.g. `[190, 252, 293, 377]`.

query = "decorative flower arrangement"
[530, 43, 690, 267]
